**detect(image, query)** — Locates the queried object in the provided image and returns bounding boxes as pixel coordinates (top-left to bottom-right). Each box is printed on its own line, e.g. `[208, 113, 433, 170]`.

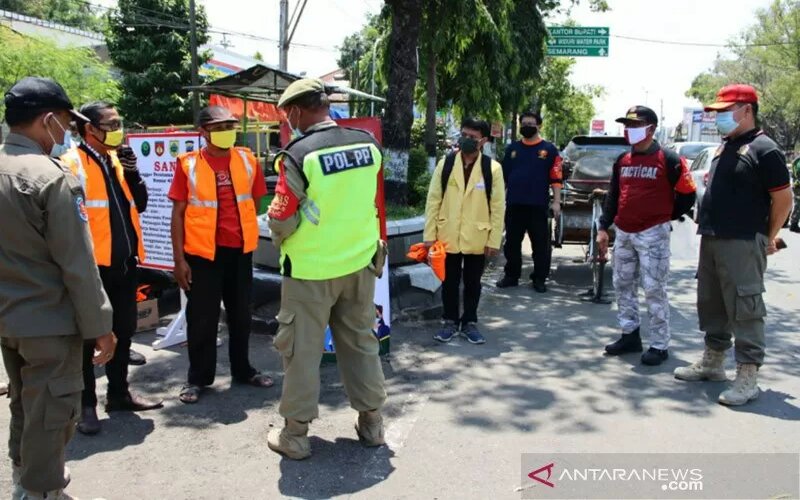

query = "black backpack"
[440, 153, 493, 210]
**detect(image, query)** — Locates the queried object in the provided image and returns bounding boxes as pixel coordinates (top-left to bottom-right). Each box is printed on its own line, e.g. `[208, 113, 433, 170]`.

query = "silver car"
[671, 141, 719, 167]
[688, 145, 720, 220]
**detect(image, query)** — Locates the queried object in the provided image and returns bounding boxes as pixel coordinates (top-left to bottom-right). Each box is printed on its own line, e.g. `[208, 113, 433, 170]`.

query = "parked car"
[669, 141, 719, 167]
[687, 145, 719, 221]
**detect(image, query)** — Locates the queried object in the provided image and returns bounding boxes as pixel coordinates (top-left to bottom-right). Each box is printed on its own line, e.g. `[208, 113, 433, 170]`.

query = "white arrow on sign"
[598, 28, 608, 35]
[599, 48, 607, 56]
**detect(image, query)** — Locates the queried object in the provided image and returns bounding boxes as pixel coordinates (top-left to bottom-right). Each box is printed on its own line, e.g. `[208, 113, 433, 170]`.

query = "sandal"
[179, 385, 202, 404]
[244, 373, 274, 388]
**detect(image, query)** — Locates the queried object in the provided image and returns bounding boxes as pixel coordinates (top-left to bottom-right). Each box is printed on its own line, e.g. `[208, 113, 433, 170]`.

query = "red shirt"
[614, 149, 675, 233]
[169, 149, 267, 248]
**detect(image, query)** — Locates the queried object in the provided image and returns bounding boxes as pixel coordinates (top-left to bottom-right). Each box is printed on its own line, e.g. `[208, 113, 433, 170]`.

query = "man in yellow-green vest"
[267, 79, 387, 460]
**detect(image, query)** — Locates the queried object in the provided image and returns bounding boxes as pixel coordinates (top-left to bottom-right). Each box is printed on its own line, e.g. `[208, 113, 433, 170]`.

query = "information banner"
[126, 132, 203, 270]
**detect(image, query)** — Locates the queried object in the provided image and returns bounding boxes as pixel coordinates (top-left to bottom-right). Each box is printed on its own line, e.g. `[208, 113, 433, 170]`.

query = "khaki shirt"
[0, 133, 112, 339]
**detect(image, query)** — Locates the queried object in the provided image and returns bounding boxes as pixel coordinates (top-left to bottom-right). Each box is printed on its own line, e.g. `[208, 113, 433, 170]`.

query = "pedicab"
[554, 136, 630, 303]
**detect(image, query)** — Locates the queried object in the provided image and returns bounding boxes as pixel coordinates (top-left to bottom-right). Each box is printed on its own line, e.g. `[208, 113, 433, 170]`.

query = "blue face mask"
[288, 108, 304, 139]
[45, 113, 72, 158]
[715, 110, 739, 136]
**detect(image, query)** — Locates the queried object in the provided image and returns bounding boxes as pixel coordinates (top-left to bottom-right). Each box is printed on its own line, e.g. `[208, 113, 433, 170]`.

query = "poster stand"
[151, 290, 223, 350]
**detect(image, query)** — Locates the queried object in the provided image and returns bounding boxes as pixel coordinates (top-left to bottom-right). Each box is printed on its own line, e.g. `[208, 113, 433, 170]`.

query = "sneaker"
[495, 276, 519, 288]
[434, 322, 459, 343]
[461, 323, 486, 345]
[604, 328, 643, 355]
[641, 347, 669, 366]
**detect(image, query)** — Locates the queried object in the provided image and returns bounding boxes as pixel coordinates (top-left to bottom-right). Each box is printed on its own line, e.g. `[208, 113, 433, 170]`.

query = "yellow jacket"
[424, 153, 505, 255]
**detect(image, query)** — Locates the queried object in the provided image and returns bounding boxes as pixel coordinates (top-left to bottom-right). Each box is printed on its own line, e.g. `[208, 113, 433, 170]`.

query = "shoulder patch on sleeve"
[75, 195, 89, 222]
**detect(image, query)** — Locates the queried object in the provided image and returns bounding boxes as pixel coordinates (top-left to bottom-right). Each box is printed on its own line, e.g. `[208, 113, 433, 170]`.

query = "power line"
[612, 34, 800, 49]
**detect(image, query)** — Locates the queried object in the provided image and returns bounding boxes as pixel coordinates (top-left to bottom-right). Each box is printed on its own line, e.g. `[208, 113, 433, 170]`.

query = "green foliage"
[0, 0, 107, 32]
[0, 25, 120, 118]
[410, 118, 448, 156]
[336, 12, 390, 117]
[253, 51, 264, 62]
[406, 146, 432, 208]
[686, 0, 800, 150]
[106, 0, 211, 126]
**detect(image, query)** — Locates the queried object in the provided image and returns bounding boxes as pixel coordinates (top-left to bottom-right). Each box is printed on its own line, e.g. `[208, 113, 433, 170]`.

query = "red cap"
[704, 84, 759, 112]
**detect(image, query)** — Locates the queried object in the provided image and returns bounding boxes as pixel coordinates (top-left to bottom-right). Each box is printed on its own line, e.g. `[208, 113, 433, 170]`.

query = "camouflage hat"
[277, 78, 326, 108]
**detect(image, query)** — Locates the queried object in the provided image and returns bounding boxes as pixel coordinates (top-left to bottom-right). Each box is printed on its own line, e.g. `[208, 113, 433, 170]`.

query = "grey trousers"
[2, 334, 83, 492]
[697, 234, 768, 365]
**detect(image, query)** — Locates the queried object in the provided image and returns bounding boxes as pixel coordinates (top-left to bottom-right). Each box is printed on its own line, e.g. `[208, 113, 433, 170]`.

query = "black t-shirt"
[697, 129, 790, 239]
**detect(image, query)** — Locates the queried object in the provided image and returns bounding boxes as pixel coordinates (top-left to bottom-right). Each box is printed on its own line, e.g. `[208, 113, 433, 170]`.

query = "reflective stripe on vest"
[179, 148, 260, 261]
[279, 141, 381, 280]
[61, 147, 146, 267]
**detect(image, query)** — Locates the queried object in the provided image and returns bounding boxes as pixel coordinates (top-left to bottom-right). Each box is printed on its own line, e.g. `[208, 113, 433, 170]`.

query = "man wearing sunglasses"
[61, 101, 163, 436]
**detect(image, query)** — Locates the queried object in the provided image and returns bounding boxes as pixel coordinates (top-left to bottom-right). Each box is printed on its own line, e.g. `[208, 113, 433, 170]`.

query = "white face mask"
[625, 125, 651, 145]
[45, 113, 72, 158]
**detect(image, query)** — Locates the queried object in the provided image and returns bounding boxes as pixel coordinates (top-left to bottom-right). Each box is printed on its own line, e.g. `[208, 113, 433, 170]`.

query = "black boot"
[641, 347, 669, 366]
[604, 328, 643, 355]
[77, 407, 101, 435]
[495, 276, 519, 288]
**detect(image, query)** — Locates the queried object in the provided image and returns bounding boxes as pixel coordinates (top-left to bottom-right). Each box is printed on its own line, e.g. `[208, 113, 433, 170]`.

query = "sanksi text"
[319, 147, 375, 176]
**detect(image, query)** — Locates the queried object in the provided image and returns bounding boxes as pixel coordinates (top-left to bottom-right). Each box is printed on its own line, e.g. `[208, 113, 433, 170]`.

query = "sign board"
[590, 119, 605, 135]
[126, 132, 203, 270]
[547, 26, 610, 57]
[692, 111, 703, 123]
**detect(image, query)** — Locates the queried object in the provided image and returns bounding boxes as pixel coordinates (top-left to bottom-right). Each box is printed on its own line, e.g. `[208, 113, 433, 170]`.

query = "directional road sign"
[547, 26, 610, 57]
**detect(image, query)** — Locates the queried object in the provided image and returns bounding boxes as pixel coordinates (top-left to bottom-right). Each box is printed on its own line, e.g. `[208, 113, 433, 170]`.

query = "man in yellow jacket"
[424, 118, 505, 344]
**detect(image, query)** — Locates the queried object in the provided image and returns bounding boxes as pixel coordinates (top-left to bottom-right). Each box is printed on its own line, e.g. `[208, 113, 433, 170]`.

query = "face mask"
[209, 129, 236, 149]
[625, 125, 650, 145]
[520, 125, 538, 139]
[459, 136, 480, 154]
[101, 128, 124, 148]
[287, 108, 303, 139]
[715, 110, 740, 136]
[45, 113, 71, 158]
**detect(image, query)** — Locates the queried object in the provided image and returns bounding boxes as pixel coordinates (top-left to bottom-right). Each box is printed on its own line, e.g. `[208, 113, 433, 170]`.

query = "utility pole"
[189, 0, 199, 125]
[278, 0, 308, 72]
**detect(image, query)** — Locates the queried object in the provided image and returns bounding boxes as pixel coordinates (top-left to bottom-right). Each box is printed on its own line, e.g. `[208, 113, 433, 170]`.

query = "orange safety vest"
[179, 147, 260, 261]
[61, 147, 146, 267]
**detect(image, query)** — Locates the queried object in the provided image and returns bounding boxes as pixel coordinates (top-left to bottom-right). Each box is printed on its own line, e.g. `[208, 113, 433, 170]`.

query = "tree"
[382, 0, 423, 204]
[106, 0, 211, 126]
[253, 51, 264, 62]
[686, 0, 800, 150]
[0, 25, 120, 118]
[0, 0, 106, 32]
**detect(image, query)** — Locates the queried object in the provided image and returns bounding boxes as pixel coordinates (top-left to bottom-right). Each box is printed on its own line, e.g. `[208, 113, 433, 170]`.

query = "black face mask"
[458, 136, 480, 154]
[520, 125, 538, 139]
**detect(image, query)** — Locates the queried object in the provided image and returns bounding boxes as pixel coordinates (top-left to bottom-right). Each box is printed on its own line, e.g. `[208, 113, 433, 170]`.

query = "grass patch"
[386, 203, 424, 221]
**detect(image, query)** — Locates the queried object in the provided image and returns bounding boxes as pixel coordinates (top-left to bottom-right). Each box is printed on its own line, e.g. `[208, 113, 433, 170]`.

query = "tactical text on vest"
[319, 147, 375, 176]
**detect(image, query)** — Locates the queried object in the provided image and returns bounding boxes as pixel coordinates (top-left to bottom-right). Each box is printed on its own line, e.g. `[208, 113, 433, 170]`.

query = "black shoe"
[128, 349, 147, 366]
[106, 392, 164, 412]
[791, 224, 800, 233]
[532, 281, 547, 293]
[495, 276, 519, 288]
[604, 328, 643, 355]
[641, 347, 669, 366]
[77, 407, 101, 435]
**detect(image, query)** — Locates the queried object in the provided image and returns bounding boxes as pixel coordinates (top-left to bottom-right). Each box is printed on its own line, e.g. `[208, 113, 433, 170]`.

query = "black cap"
[4, 77, 89, 122]
[198, 106, 239, 126]
[615, 105, 658, 126]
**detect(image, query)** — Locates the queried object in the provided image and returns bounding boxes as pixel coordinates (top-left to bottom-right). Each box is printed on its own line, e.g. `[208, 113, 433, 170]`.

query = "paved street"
[1, 225, 798, 499]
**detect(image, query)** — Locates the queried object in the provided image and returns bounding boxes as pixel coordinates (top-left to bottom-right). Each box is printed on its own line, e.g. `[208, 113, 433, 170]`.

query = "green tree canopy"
[686, 0, 800, 150]
[0, 0, 106, 32]
[0, 25, 120, 118]
[106, 0, 211, 126]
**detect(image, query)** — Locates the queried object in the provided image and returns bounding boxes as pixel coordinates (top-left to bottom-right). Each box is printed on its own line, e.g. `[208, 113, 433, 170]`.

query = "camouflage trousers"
[791, 187, 800, 227]
[612, 222, 671, 350]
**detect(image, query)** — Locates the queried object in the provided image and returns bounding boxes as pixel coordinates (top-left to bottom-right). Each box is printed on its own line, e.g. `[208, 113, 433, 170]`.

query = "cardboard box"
[136, 299, 159, 332]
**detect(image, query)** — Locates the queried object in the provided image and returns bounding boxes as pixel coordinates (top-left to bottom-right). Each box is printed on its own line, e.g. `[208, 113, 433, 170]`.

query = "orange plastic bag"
[406, 241, 447, 281]
[428, 241, 446, 281]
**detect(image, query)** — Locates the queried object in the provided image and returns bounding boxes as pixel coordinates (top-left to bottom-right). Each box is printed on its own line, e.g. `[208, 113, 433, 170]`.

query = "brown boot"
[355, 410, 385, 447]
[267, 419, 311, 460]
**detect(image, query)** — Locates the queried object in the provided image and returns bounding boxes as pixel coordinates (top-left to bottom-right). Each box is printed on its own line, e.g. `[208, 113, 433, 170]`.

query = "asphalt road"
[1, 223, 798, 499]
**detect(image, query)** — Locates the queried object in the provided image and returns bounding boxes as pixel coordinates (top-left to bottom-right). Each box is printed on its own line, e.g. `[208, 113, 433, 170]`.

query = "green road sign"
[546, 46, 608, 57]
[547, 26, 610, 57]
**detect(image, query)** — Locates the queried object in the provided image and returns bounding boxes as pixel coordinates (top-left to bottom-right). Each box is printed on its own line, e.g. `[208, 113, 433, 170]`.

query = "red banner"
[210, 94, 284, 122]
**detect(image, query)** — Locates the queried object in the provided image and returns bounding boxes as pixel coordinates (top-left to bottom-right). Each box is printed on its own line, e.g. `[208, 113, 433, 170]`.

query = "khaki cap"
[278, 78, 326, 108]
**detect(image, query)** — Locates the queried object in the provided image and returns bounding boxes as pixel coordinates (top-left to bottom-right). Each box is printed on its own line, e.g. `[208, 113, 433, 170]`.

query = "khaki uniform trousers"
[1, 334, 83, 492]
[275, 267, 386, 422]
[697, 234, 768, 366]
